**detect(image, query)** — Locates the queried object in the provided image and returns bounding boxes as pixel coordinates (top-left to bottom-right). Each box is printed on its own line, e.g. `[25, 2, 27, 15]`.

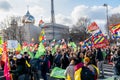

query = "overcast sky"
[0, 0, 120, 32]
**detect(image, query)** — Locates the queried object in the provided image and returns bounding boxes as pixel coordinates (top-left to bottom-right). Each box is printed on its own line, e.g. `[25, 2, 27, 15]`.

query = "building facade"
[22, 10, 40, 43]
[42, 23, 69, 41]
[1, 10, 69, 43]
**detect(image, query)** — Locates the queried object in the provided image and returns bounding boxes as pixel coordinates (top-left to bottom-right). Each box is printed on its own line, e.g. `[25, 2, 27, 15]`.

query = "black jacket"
[96, 49, 103, 61]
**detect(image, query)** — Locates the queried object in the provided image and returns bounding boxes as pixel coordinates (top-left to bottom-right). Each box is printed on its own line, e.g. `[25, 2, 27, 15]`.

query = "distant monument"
[51, 0, 55, 23]
[22, 6, 40, 43]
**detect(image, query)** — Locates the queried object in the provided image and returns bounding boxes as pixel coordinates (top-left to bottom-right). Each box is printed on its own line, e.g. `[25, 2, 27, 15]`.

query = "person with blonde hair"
[84, 57, 99, 80]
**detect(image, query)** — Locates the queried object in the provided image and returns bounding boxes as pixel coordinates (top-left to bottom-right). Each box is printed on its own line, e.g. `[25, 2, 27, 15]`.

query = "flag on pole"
[16, 43, 21, 51]
[92, 34, 108, 48]
[4, 57, 12, 80]
[109, 23, 120, 34]
[0, 36, 3, 44]
[50, 67, 65, 79]
[21, 46, 29, 54]
[112, 31, 120, 38]
[34, 42, 45, 58]
[39, 19, 44, 27]
[92, 30, 103, 37]
[93, 36, 105, 44]
[82, 37, 92, 48]
[87, 22, 99, 33]
[1, 42, 7, 62]
[0, 48, 2, 55]
[39, 29, 45, 42]
[69, 42, 77, 48]
[51, 47, 56, 55]
[3, 42, 12, 80]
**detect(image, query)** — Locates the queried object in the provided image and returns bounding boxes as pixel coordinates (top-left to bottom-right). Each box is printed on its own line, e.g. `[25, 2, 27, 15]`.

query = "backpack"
[30, 59, 39, 72]
[81, 67, 95, 80]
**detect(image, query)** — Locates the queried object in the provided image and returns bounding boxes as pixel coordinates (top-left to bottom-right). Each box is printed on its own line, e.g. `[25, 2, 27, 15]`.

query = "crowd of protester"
[0, 42, 120, 80]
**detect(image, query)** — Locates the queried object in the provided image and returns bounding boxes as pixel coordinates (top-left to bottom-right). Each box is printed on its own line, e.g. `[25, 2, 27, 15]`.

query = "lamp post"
[103, 4, 110, 40]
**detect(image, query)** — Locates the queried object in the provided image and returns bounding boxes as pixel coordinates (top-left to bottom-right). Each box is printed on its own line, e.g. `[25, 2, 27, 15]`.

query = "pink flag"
[4, 58, 11, 80]
[3, 42, 12, 80]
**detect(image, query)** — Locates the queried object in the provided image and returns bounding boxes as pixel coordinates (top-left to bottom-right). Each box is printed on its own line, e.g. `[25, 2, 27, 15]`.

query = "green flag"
[70, 42, 77, 48]
[50, 67, 65, 79]
[21, 47, 29, 54]
[28, 51, 34, 59]
[51, 44, 59, 55]
[55, 44, 59, 49]
[0, 37, 3, 44]
[34, 42, 45, 58]
[20, 46, 34, 58]
[52, 47, 56, 55]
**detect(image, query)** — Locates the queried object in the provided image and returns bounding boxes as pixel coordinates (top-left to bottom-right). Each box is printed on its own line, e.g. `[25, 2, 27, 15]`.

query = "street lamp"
[103, 4, 110, 39]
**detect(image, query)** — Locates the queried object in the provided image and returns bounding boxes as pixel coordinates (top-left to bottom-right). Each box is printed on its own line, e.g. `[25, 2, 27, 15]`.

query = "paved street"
[98, 64, 114, 80]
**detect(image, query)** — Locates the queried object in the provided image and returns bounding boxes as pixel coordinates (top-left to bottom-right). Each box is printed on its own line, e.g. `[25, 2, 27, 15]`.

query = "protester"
[9, 54, 26, 80]
[113, 49, 120, 76]
[54, 48, 62, 67]
[64, 57, 75, 80]
[74, 55, 84, 80]
[96, 48, 104, 78]
[85, 50, 97, 66]
[29, 58, 41, 80]
[84, 57, 99, 80]
[61, 49, 70, 69]
[46, 50, 53, 68]
[40, 54, 49, 80]
[83, 57, 96, 80]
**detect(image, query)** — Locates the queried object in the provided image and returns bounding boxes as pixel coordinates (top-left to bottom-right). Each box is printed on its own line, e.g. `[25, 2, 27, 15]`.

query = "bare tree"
[69, 17, 91, 42]
[61, 28, 69, 40]
[108, 13, 120, 25]
[1, 16, 25, 43]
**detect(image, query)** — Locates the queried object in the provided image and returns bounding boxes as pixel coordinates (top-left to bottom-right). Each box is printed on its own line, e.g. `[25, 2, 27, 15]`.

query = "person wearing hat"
[84, 57, 99, 80]
[84, 57, 90, 66]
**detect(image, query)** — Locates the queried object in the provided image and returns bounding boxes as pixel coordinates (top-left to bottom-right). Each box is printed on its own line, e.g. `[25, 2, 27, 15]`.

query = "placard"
[7, 40, 18, 49]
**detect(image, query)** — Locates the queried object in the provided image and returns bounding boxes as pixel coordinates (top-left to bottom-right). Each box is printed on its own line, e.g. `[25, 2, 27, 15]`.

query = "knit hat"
[84, 57, 90, 63]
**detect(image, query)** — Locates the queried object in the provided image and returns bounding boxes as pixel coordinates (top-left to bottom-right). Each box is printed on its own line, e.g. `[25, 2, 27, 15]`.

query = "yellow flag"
[66, 74, 71, 80]
[39, 29, 45, 41]
[0, 48, 2, 55]
[74, 68, 82, 80]
[16, 43, 21, 51]
[39, 36, 43, 42]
